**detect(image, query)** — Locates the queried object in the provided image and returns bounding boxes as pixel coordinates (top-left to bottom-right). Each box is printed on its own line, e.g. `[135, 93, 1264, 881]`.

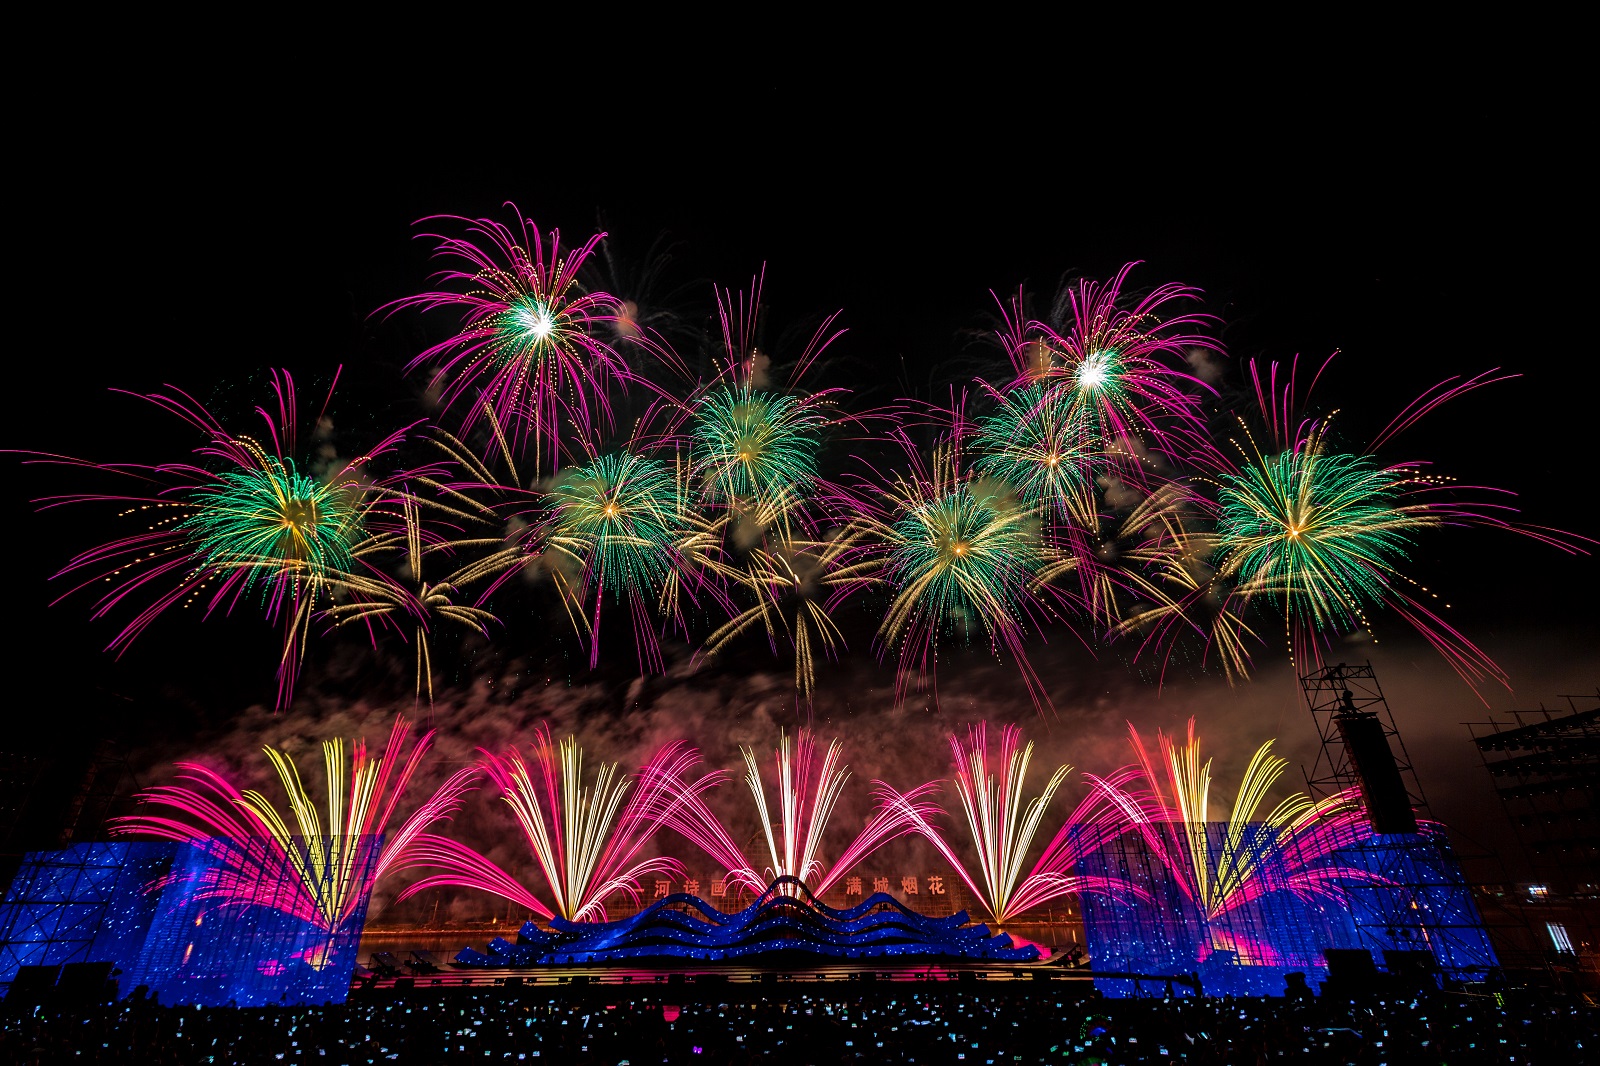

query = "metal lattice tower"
[1300, 661, 1429, 816]
[55, 740, 141, 847]
[1298, 660, 1501, 980]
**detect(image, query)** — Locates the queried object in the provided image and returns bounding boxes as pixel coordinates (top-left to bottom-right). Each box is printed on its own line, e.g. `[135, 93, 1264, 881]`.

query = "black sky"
[4, 56, 1594, 871]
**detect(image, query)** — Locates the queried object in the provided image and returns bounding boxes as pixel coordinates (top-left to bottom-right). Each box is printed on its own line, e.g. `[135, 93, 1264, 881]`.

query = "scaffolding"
[1467, 692, 1600, 983]
[1076, 821, 1497, 997]
[55, 740, 142, 847]
[1467, 693, 1600, 889]
[1298, 661, 1500, 979]
[0, 842, 175, 991]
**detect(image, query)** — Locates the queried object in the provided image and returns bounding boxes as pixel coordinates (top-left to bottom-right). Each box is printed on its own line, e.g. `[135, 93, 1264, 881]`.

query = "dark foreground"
[1, 984, 1594, 1064]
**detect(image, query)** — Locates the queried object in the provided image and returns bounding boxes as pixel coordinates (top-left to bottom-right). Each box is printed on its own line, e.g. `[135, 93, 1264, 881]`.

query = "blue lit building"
[1078, 823, 1498, 997]
[0, 838, 375, 1006]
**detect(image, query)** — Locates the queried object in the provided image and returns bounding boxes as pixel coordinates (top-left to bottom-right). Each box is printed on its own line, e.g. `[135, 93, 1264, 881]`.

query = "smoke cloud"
[124, 623, 1599, 921]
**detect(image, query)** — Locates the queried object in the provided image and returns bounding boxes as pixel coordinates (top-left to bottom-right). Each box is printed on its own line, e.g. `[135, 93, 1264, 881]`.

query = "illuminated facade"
[0, 839, 374, 1006]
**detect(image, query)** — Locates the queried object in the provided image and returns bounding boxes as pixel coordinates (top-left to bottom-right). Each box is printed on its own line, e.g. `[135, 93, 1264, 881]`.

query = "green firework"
[549, 452, 681, 596]
[972, 382, 1096, 523]
[1214, 437, 1433, 631]
[181, 460, 362, 594]
[690, 385, 825, 505]
[882, 480, 1042, 646]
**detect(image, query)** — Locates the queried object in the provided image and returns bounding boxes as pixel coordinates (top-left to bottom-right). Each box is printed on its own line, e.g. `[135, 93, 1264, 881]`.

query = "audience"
[1, 980, 1592, 1063]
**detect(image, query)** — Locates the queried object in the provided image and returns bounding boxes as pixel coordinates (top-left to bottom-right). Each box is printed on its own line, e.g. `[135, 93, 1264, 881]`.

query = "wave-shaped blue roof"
[455, 876, 1036, 965]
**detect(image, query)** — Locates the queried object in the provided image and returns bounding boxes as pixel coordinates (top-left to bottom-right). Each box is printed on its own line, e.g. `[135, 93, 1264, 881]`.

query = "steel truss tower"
[1300, 661, 1500, 981]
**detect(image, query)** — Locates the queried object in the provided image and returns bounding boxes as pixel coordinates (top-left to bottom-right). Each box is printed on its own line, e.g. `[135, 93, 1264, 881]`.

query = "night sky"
[6, 64, 1594, 885]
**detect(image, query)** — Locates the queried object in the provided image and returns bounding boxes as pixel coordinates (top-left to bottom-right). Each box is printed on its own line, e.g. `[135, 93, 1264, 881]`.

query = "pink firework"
[996, 263, 1220, 478]
[1083, 721, 1378, 922]
[29, 370, 421, 708]
[652, 729, 941, 899]
[396, 726, 728, 922]
[113, 717, 480, 932]
[385, 207, 629, 473]
[879, 723, 1136, 927]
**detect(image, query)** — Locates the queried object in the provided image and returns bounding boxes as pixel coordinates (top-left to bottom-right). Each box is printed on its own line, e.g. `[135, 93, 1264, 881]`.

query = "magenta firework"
[112, 716, 1398, 932]
[385, 208, 629, 473]
[19, 200, 1587, 711]
[114, 717, 478, 932]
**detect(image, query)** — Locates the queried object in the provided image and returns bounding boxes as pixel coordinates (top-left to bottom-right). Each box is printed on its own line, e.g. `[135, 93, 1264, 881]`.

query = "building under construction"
[1469, 692, 1600, 982]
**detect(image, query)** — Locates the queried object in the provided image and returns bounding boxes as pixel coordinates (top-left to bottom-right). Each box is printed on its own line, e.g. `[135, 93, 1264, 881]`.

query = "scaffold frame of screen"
[1076, 823, 1497, 997]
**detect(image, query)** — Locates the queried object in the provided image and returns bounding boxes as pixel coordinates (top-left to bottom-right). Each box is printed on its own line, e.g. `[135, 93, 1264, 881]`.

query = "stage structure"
[1077, 823, 1496, 997]
[0, 838, 376, 1007]
[1300, 662, 1500, 979]
[455, 876, 1037, 966]
[1469, 694, 1600, 889]
[1075, 663, 1497, 997]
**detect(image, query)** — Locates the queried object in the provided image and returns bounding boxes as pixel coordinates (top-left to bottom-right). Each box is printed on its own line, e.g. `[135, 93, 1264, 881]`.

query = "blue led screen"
[1077, 823, 1498, 998]
[0, 838, 376, 1007]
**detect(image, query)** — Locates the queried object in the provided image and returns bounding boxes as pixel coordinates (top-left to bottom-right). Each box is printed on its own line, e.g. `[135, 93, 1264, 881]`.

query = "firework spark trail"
[647, 729, 943, 898]
[320, 492, 500, 705]
[114, 717, 479, 932]
[1207, 357, 1593, 694]
[697, 512, 882, 703]
[742, 731, 937, 896]
[397, 727, 726, 922]
[383, 206, 628, 473]
[866, 427, 1071, 713]
[28, 371, 426, 707]
[1083, 721, 1376, 922]
[997, 264, 1219, 480]
[879, 724, 1137, 927]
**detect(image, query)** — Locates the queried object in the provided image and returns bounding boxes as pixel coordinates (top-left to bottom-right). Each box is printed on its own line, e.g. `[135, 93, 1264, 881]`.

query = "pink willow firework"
[386, 207, 629, 472]
[880, 724, 1136, 927]
[113, 717, 479, 932]
[1084, 721, 1376, 922]
[396, 725, 728, 922]
[995, 262, 1219, 480]
[652, 729, 941, 898]
[31, 371, 420, 708]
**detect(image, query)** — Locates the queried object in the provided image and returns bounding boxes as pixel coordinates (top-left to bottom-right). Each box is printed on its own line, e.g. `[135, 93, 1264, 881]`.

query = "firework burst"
[646, 729, 942, 899]
[545, 448, 689, 673]
[1084, 721, 1376, 921]
[881, 724, 1136, 927]
[386, 207, 627, 471]
[997, 265, 1217, 477]
[869, 432, 1064, 711]
[1205, 357, 1590, 691]
[32, 371, 420, 707]
[971, 381, 1098, 529]
[690, 384, 830, 511]
[699, 515, 879, 702]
